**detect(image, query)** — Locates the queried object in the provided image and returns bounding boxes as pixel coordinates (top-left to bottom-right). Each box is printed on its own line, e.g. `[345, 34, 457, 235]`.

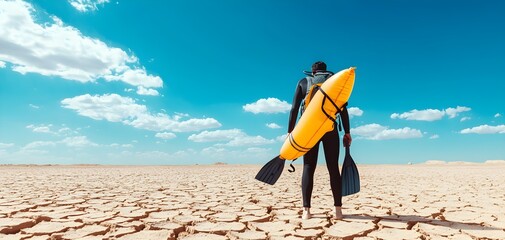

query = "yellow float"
[256, 67, 356, 184]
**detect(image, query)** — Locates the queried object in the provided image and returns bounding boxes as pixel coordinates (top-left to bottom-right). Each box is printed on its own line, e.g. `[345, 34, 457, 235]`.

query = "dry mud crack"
[1, 164, 505, 239]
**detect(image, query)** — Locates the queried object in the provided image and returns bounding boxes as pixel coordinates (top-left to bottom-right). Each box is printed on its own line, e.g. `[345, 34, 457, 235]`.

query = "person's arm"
[287, 79, 305, 133]
[340, 106, 352, 146]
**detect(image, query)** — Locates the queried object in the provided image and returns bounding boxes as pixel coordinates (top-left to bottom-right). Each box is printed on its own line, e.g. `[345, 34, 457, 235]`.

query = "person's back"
[287, 61, 352, 220]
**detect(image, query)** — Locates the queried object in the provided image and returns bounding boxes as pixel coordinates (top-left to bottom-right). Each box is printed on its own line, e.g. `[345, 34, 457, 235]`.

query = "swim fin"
[255, 155, 285, 185]
[341, 146, 360, 196]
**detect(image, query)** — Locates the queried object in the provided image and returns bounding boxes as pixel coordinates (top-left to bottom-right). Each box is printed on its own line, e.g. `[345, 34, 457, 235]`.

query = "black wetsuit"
[288, 74, 350, 208]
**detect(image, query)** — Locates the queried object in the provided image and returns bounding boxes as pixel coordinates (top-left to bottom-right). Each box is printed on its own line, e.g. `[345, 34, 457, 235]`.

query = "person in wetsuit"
[287, 61, 352, 220]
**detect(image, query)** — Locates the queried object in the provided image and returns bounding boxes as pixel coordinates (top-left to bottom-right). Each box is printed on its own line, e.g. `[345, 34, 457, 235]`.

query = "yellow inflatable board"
[280, 67, 355, 160]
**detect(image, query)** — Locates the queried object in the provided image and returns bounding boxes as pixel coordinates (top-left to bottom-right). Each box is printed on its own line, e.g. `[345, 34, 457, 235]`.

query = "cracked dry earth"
[1, 164, 505, 240]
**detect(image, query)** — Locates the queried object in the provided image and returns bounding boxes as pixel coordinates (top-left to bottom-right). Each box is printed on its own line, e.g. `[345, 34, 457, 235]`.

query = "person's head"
[311, 61, 327, 74]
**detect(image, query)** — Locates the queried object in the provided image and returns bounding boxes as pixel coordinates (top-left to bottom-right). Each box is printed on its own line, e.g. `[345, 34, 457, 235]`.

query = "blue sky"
[0, 0, 504, 165]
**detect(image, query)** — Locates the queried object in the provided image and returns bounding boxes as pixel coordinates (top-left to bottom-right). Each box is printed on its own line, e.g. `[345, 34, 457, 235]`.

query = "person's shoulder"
[297, 77, 308, 86]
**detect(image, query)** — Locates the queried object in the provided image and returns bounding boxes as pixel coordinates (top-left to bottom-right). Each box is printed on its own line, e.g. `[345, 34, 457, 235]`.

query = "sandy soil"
[1, 164, 504, 239]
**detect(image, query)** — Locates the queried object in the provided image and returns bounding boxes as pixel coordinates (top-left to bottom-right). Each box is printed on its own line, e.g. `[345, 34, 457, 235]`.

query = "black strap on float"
[289, 134, 311, 153]
[319, 88, 349, 130]
[319, 88, 342, 122]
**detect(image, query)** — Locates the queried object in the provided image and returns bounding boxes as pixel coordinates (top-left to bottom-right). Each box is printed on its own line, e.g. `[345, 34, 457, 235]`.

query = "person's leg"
[322, 128, 343, 218]
[302, 142, 320, 219]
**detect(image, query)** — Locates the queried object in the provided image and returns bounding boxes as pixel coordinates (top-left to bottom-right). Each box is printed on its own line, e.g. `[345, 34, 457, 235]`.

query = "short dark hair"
[312, 61, 327, 73]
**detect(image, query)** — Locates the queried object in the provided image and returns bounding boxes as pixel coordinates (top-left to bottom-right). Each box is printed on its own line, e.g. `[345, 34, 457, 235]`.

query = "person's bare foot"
[302, 207, 312, 220]
[333, 206, 343, 220]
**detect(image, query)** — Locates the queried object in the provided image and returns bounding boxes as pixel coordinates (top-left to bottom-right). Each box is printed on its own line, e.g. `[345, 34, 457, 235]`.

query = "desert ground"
[1, 163, 505, 239]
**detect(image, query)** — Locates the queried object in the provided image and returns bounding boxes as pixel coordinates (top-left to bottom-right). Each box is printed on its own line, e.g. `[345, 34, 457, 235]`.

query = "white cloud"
[174, 112, 189, 121]
[171, 148, 196, 158]
[58, 127, 74, 136]
[61, 93, 221, 132]
[352, 123, 423, 140]
[445, 106, 471, 118]
[188, 129, 275, 147]
[128, 114, 221, 132]
[21, 136, 97, 151]
[61, 136, 98, 147]
[103, 68, 162, 88]
[460, 117, 471, 122]
[348, 107, 363, 118]
[27, 124, 54, 134]
[109, 143, 133, 148]
[351, 124, 386, 139]
[430, 134, 440, 139]
[155, 132, 176, 140]
[68, 0, 110, 12]
[188, 129, 243, 142]
[245, 147, 271, 153]
[26, 124, 79, 136]
[391, 109, 445, 121]
[0, 1, 162, 89]
[202, 146, 227, 155]
[218, 135, 275, 147]
[460, 125, 505, 134]
[495, 113, 502, 118]
[276, 133, 288, 142]
[0, 61, 5, 68]
[136, 86, 159, 96]
[266, 123, 281, 129]
[61, 94, 145, 122]
[202, 146, 271, 154]
[391, 106, 471, 121]
[0, 143, 14, 148]
[29, 104, 40, 109]
[243, 98, 291, 114]
[23, 141, 56, 150]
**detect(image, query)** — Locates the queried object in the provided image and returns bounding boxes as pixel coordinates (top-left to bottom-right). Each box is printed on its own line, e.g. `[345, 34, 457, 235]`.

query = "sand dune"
[1, 164, 504, 239]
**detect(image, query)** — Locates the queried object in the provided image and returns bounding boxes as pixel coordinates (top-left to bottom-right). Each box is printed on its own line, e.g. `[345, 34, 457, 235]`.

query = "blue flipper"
[341, 146, 360, 196]
[255, 156, 285, 185]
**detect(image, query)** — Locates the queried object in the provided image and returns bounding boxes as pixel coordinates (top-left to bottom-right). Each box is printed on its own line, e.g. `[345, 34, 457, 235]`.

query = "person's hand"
[343, 133, 352, 147]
